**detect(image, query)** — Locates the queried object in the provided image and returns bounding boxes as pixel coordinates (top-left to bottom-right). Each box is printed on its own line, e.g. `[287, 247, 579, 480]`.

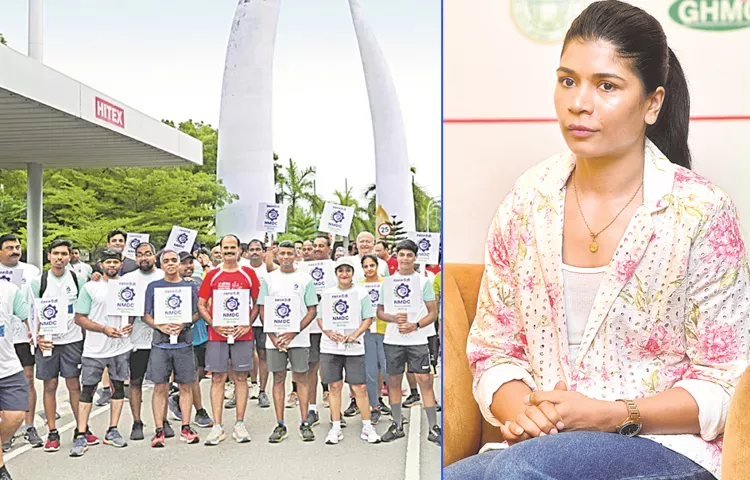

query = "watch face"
[619, 422, 641, 437]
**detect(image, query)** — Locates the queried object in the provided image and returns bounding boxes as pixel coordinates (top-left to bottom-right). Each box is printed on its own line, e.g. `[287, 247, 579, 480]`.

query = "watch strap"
[616, 399, 641, 428]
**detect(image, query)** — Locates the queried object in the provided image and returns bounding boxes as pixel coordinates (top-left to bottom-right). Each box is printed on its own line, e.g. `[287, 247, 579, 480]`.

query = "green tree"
[285, 213, 318, 241]
[162, 119, 218, 176]
[277, 158, 316, 220]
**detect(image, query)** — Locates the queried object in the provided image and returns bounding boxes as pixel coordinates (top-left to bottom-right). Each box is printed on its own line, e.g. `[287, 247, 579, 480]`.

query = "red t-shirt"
[426, 264, 441, 275]
[387, 256, 398, 275]
[198, 266, 260, 342]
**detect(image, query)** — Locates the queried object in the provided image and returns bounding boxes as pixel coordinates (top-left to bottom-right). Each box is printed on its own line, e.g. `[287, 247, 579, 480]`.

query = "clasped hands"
[500, 380, 608, 445]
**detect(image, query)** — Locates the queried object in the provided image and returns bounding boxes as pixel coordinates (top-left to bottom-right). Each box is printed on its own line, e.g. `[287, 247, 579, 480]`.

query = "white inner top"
[561, 263, 607, 359]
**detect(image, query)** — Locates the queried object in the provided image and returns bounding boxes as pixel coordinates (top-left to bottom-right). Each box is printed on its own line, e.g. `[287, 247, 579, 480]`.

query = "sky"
[0, 0, 441, 203]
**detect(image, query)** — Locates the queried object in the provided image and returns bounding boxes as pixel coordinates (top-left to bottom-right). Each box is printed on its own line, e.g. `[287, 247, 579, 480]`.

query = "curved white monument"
[216, 0, 416, 240]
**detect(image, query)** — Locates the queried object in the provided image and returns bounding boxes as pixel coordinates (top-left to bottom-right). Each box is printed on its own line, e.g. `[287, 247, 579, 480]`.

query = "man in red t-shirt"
[375, 240, 398, 275]
[198, 234, 260, 446]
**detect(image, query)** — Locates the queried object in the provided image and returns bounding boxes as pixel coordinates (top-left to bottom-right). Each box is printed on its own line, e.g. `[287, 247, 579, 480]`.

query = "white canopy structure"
[0, 0, 202, 268]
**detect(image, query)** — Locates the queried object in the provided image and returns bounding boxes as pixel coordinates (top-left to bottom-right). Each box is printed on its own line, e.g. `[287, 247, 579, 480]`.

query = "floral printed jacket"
[467, 139, 750, 478]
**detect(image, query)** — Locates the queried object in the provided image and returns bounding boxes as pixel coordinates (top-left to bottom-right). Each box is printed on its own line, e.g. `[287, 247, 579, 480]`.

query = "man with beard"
[0, 234, 41, 449]
[301, 241, 314, 262]
[70, 249, 133, 456]
[120, 242, 165, 441]
[68, 247, 93, 281]
[210, 245, 222, 270]
[31, 240, 90, 452]
[198, 235, 260, 445]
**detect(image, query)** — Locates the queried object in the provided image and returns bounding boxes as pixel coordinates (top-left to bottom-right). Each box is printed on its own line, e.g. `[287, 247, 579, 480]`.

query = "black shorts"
[14, 343, 34, 368]
[384, 344, 431, 375]
[35, 341, 83, 380]
[0, 371, 29, 412]
[193, 343, 206, 369]
[129, 349, 151, 385]
[147, 346, 196, 385]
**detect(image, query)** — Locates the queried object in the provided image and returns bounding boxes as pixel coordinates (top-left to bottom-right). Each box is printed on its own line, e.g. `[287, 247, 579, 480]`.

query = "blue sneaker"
[104, 428, 127, 448]
[168, 393, 182, 421]
[69, 435, 88, 457]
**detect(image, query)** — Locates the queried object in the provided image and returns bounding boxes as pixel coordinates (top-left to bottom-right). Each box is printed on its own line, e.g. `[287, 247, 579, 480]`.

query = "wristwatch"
[615, 399, 642, 437]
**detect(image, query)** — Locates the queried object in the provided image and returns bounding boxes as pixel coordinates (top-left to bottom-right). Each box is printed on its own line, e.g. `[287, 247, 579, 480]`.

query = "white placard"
[318, 203, 354, 236]
[212, 289, 250, 327]
[256, 203, 288, 234]
[166, 226, 198, 254]
[363, 282, 382, 333]
[106, 280, 145, 317]
[406, 232, 440, 265]
[153, 287, 192, 325]
[0, 268, 23, 288]
[35, 296, 67, 336]
[264, 296, 301, 333]
[383, 276, 421, 315]
[124, 233, 150, 260]
[322, 291, 360, 330]
[305, 260, 336, 293]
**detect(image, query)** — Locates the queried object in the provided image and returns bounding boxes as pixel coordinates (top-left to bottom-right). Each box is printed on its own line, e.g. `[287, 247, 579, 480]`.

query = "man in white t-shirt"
[301, 240, 314, 262]
[0, 233, 41, 450]
[120, 242, 165, 442]
[257, 241, 318, 443]
[247, 239, 274, 408]
[68, 247, 93, 282]
[0, 295, 28, 480]
[31, 239, 89, 453]
[70, 249, 134, 457]
[318, 257, 381, 445]
[377, 239, 441, 446]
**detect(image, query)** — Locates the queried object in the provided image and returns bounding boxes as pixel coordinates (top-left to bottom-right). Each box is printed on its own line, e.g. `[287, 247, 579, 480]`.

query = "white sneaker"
[233, 422, 251, 443]
[325, 427, 343, 445]
[204, 425, 226, 446]
[224, 382, 235, 400]
[248, 383, 260, 400]
[361, 425, 381, 444]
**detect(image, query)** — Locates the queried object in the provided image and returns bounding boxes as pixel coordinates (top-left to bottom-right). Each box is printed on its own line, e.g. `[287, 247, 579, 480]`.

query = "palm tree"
[277, 158, 316, 219]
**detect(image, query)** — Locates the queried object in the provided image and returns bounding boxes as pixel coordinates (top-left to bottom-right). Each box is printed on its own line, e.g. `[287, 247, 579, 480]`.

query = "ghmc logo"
[333, 299, 349, 315]
[224, 296, 240, 312]
[118, 286, 136, 302]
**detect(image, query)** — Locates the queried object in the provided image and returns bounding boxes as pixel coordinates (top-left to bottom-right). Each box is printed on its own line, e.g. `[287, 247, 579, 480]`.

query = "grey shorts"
[308, 333, 322, 364]
[252, 327, 266, 351]
[205, 341, 254, 373]
[266, 347, 309, 373]
[81, 351, 130, 386]
[320, 353, 366, 385]
[384, 344, 431, 375]
[147, 346, 196, 385]
[0, 371, 29, 411]
[35, 340, 83, 380]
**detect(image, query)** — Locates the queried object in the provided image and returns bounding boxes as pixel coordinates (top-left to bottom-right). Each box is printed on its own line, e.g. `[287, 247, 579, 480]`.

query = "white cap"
[335, 256, 356, 271]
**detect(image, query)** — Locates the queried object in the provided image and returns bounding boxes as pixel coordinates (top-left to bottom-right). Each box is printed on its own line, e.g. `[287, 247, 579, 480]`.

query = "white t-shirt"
[296, 261, 323, 334]
[257, 269, 318, 350]
[0, 281, 29, 346]
[1, 262, 38, 344]
[381, 272, 436, 346]
[67, 261, 93, 281]
[0, 305, 22, 379]
[122, 269, 165, 351]
[250, 264, 269, 327]
[319, 285, 374, 356]
[75, 279, 132, 359]
[30, 270, 83, 345]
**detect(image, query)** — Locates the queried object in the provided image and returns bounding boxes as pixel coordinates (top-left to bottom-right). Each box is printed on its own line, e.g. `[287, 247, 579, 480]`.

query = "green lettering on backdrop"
[670, 0, 750, 31]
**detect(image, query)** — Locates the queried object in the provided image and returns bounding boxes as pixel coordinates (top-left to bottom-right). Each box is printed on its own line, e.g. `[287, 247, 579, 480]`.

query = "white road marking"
[404, 405, 422, 480]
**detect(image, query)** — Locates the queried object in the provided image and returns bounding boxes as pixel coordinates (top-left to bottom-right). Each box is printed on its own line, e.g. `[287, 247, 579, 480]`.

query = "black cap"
[99, 248, 122, 263]
[178, 251, 195, 263]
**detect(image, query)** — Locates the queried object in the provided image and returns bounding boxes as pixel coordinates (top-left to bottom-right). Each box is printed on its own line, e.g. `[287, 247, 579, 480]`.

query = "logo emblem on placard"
[275, 302, 291, 319]
[177, 233, 189, 245]
[118, 286, 136, 302]
[333, 299, 349, 315]
[510, 0, 588, 44]
[368, 289, 379, 304]
[332, 210, 345, 223]
[418, 238, 431, 252]
[266, 208, 279, 222]
[311, 267, 324, 281]
[224, 296, 240, 312]
[395, 283, 411, 299]
[42, 304, 58, 320]
[166, 294, 182, 310]
[0, 275, 10, 282]
[129, 238, 141, 250]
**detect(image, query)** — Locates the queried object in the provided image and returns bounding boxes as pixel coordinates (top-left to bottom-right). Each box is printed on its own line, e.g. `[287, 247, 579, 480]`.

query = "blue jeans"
[444, 431, 715, 480]
[363, 331, 386, 409]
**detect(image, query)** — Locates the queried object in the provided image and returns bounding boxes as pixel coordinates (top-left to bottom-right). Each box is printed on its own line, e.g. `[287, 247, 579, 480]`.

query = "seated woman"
[445, 1, 749, 479]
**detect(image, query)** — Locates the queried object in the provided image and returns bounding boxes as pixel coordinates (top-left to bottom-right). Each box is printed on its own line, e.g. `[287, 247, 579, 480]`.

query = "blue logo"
[395, 283, 411, 299]
[42, 304, 58, 320]
[333, 299, 349, 315]
[118, 286, 136, 302]
[332, 210, 345, 223]
[418, 238, 431, 252]
[266, 208, 279, 222]
[224, 296, 240, 312]
[176, 233, 189, 245]
[368, 288, 379, 304]
[0, 275, 10, 282]
[311, 267, 324, 281]
[129, 238, 141, 249]
[275, 302, 291, 319]
[166, 294, 182, 310]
